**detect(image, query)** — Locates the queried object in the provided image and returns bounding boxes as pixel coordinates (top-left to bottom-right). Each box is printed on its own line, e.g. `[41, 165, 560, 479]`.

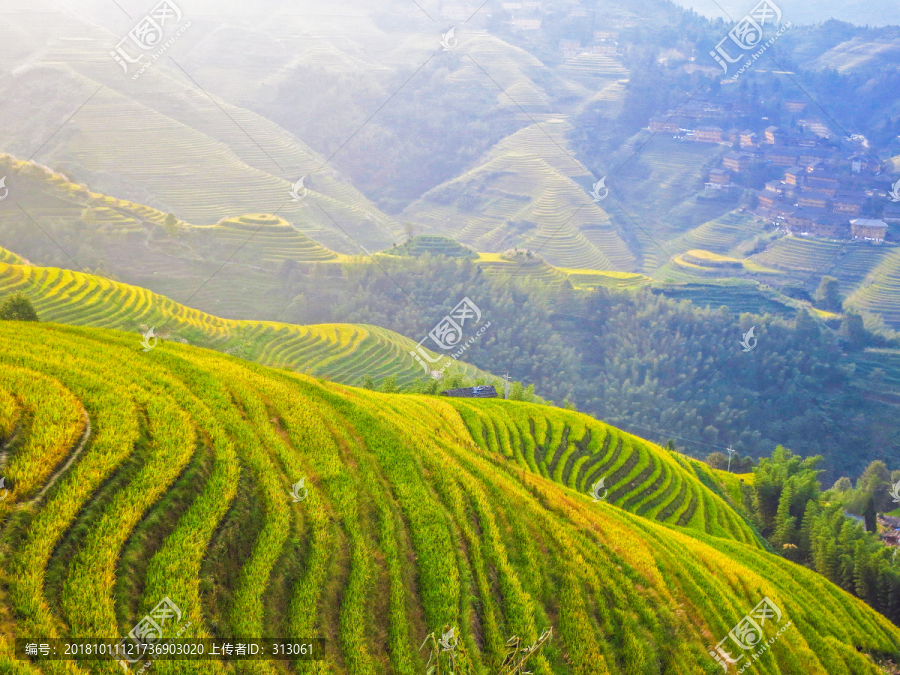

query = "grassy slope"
[0, 256, 492, 388]
[0, 323, 898, 674]
[401, 121, 637, 271]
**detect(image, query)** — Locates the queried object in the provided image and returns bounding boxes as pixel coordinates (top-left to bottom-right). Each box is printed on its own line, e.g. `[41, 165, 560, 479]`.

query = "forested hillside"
[279, 253, 900, 478]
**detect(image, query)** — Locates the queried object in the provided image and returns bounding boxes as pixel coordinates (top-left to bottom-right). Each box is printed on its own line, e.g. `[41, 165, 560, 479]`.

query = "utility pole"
[726, 446, 736, 473]
[503, 371, 511, 399]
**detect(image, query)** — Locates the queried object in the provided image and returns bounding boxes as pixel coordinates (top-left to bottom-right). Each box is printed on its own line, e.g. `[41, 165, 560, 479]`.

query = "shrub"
[0, 292, 39, 321]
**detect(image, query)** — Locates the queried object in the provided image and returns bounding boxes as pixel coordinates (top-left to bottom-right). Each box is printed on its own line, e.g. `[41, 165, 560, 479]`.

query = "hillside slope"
[401, 121, 637, 271]
[0, 257, 492, 388]
[447, 399, 760, 545]
[0, 324, 898, 674]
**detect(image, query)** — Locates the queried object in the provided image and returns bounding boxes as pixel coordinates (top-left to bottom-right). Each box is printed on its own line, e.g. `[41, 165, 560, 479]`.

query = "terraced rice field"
[198, 214, 341, 266]
[669, 211, 768, 257]
[751, 236, 887, 290]
[555, 268, 650, 290]
[461, 35, 551, 109]
[474, 254, 570, 285]
[658, 250, 782, 282]
[846, 348, 900, 405]
[86, 207, 143, 235]
[651, 281, 800, 317]
[846, 247, 900, 328]
[403, 122, 637, 271]
[0, 256, 489, 387]
[0, 247, 24, 265]
[469, 254, 650, 290]
[447, 399, 759, 544]
[1, 323, 899, 674]
[614, 138, 727, 226]
[387, 236, 476, 258]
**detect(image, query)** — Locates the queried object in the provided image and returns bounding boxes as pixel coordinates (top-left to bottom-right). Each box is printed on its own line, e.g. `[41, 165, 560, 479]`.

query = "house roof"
[833, 195, 866, 206]
[787, 206, 829, 221]
[850, 218, 888, 229]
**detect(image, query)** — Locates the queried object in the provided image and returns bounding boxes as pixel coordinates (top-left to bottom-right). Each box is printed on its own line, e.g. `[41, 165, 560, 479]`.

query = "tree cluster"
[737, 448, 900, 625]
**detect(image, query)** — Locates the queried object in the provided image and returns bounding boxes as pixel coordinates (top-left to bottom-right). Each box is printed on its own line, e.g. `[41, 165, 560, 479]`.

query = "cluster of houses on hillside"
[749, 161, 897, 243]
[646, 111, 900, 243]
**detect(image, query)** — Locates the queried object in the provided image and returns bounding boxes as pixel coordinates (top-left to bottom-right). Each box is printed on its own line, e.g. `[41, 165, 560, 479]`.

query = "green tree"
[831, 476, 851, 492]
[704, 452, 728, 470]
[164, 213, 180, 235]
[771, 483, 797, 549]
[798, 499, 820, 562]
[858, 460, 892, 511]
[508, 381, 525, 401]
[750, 446, 822, 537]
[839, 312, 867, 351]
[853, 541, 871, 601]
[863, 495, 877, 533]
[0, 292, 39, 321]
[814, 275, 842, 311]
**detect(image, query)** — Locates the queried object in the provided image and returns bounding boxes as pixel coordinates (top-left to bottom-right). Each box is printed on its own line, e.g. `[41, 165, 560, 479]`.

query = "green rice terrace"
[1, 322, 899, 673]
[0, 254, 490, 388]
